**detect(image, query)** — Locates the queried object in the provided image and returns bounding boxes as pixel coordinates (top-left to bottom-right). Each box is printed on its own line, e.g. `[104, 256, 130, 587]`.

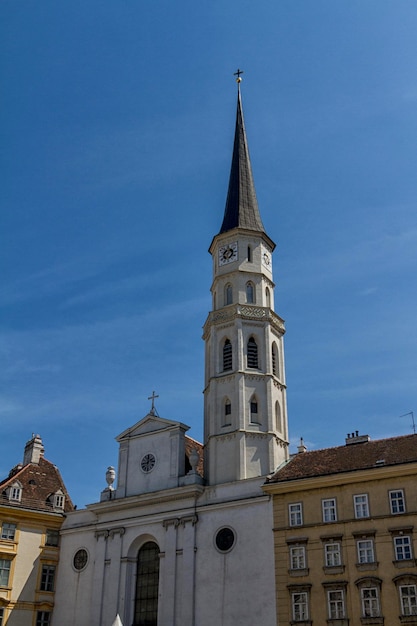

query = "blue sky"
[1, 1, 417, 507]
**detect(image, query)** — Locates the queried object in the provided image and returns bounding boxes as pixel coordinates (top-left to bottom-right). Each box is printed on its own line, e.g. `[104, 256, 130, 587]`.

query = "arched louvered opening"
[224, 284, 233, 306]
[275, 401, 282, 432]
[246, 282, 255, 304]
[134, 542, 160, 626]
[247, 337, 258, 369]
[265, 287, 271, 308]
[223, 339, 232, 371]
[272, 342, 279, 377]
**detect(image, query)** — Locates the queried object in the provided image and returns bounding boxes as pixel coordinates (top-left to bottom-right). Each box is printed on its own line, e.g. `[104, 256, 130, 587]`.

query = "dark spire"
[219, 81, 265, 235]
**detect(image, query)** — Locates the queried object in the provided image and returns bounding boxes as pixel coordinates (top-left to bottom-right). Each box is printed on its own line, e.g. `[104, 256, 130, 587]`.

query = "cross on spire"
[148, 391, 159, 416]
[234, 68, 244, 84]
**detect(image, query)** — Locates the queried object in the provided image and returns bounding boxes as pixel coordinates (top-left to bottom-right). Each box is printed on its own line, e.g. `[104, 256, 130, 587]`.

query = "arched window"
[247, 246, 252, 263]
[246, 282, 254, 304]
[272, 342, 279, 377]
[134, 542, 160, 626]
[224, 284, 233, 306]
[265, 287, 271, 308]
[247, 337, 258, 369]
[250, 396, 259, 423]
[275, 401, 282, 432]
[223, 339, 232, 371]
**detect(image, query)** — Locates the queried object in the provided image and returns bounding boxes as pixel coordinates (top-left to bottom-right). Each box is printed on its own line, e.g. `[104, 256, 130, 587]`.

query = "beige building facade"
[0, 435, 74, 626]
[264, 432, 417, 625]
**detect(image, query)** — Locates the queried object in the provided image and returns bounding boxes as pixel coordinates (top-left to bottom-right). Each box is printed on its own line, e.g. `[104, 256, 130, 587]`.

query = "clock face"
[219, 242, 238, 266]
[262, 248, 272, 269]
[141, 453, 156, 473]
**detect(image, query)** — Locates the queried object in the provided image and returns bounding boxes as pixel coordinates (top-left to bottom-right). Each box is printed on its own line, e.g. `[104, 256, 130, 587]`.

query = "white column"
[160, 518, 178, 625]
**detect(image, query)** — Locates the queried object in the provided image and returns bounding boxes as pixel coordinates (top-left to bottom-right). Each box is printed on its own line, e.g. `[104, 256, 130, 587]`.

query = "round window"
[215, 527, 236, 552]
[73, 548, 88, 571]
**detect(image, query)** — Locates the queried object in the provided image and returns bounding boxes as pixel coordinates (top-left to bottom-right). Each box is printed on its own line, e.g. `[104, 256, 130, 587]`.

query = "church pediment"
[116, 414, 189, 442]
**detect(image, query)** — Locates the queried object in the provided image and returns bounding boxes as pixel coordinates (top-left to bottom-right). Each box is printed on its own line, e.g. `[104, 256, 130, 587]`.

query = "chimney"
[23, 434, 45, 465]
[345, 431, 370, 446]
[297, 437, 307, 454]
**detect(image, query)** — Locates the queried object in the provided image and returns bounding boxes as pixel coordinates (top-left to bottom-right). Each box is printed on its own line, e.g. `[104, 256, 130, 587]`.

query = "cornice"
[263, 461, 417, 495]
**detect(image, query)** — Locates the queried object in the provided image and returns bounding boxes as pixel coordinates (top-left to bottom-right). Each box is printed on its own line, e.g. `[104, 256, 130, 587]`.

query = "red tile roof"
[267, 434, 417, 483]
[0, 456, 74, 514]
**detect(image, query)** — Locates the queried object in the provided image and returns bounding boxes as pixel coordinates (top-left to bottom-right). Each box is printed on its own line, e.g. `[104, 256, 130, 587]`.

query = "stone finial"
[188, 448, 199, 474]
[297, 437, 307, 454]
[100, 466, 116, 502]
[106, 466, 116, 490]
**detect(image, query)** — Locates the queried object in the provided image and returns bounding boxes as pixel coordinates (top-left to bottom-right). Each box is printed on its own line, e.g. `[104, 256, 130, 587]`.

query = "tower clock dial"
[261, 247, 272, 269]
[218, 242, 238, 266]
[140, 453, 156, 473]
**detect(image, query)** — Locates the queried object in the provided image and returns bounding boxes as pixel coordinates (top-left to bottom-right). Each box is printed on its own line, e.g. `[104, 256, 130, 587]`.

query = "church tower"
[203, 77, 289, 485]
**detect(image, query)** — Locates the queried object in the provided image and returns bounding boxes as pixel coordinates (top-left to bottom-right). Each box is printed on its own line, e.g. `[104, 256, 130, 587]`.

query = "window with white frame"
[53, 492, 65, 509]
[322, 498, 337, 523]
[1, 523, 16, 541]
[390, 489, 406, 514]
[0, 558, 11, 587]
[357, 539, 375, 564]
[289, 503, 303, 527]
[40, 565, 56, 592]
[400, 585, 417, 616]
[292, 591, 309, 621]
[327, 589, 346, 619]
[325, 542, 342, 567]
[9, 484, 22, 502]
[354, 494, 369, 518]
[394, 536, 413, 561]
[36, 612, 51, 626]
[290, 546, 306, 570]
[361, 587, 380, 618]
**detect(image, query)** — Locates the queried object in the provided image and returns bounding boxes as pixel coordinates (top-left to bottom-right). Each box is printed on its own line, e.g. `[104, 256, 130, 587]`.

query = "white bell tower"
[203, 78, 289, 485]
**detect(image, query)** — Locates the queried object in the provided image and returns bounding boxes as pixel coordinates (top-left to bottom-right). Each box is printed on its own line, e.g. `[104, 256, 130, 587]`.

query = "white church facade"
[52, 80, 289, 626]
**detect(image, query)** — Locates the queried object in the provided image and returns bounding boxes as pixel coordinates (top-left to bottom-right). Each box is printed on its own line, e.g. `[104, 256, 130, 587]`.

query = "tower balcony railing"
[203, 304, 285, 334]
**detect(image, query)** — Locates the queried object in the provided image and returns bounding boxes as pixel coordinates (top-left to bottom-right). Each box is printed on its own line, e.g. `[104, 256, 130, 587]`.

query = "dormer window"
[9, 482, 22, 502]
[53, 491, 65, 510]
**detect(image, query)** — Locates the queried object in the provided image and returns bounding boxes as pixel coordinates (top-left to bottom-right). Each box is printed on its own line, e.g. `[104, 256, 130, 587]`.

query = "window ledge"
[289, 568, 309, 577]
[356, 562, 378, 571]
[290, 621, 312, 625]
[399, 617, 417, 624]
[323, 565, 345, 575]
[360, 617, 384, 625]
[393, 559, 417, 568]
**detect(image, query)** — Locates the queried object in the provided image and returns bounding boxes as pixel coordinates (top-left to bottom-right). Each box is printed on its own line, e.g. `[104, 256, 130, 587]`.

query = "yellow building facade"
[264, 432, 417, 625]
[0, 435, 73, 626]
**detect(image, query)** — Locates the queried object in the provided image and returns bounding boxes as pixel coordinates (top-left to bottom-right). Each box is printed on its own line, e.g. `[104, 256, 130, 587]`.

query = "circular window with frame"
[73, 548, 89, 571]
[140, 452, 156, 474]
[215, 527, 236, 553]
